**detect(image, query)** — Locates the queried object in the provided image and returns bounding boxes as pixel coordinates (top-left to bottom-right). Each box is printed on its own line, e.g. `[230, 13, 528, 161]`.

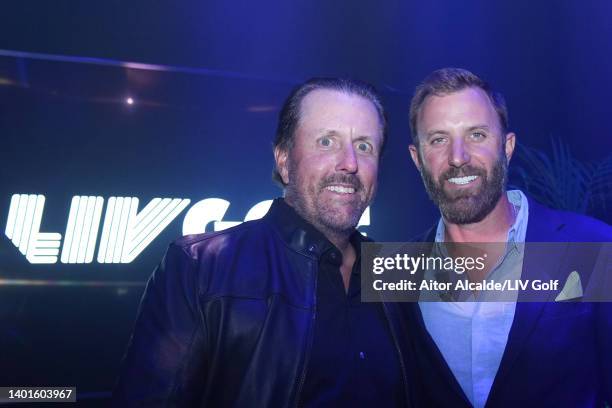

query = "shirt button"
[359, 351, 365, 360]
[308, 244, 317, 253]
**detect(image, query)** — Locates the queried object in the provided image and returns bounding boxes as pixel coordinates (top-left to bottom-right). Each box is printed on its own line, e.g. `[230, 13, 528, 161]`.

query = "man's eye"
[356, 142, 373, 153]
[470, 132, 485, 140]
[319, 137, 332, 147]
[431, 137, 446, 145]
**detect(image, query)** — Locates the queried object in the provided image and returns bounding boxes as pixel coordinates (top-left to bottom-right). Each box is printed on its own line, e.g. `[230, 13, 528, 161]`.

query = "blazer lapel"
[487, 200, 567, 405]
[411, 225, 472, 406]
[409, 303, 473, 406]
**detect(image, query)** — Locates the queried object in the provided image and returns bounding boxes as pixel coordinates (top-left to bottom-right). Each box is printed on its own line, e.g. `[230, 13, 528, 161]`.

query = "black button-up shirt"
[273, 201, 404, 407]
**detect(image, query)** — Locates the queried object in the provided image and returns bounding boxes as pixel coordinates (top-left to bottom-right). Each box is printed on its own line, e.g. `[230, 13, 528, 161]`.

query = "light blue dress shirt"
[419, 190, 529, 408]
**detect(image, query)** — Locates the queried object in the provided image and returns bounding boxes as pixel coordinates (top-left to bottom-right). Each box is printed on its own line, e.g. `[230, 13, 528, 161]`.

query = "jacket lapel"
[409, 302, 473, 406]
[487, 199, 567, 405]
[411, 225, 472, 406]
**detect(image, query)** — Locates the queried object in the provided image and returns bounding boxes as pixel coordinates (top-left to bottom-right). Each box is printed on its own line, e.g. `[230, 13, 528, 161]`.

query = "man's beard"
[420, 153, 507, 225]
[285, 161, 368, 235]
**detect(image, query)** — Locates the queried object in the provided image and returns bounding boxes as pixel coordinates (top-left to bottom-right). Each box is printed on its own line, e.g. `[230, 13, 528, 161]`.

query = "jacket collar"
[264, 198, 366, 259]
[524, 197, 565, 242]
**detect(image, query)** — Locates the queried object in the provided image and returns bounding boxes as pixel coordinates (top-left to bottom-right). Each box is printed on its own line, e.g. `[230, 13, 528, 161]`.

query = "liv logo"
[5, 194, 62, 264]
[5, 194, 371, 265]
[96, 197, 190, 264]
[5, 194, 190, 264]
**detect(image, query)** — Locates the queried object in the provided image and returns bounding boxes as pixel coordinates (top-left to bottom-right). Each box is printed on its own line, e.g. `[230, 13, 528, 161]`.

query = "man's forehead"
[298, 89, 382, 132]
[419, 87, 499, 128]
[300, 89, 371, 113]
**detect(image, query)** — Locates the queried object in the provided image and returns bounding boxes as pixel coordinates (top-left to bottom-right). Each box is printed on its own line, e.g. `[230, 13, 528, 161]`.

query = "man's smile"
[324, 185, 356, 194]
[447, 175, 480, 185]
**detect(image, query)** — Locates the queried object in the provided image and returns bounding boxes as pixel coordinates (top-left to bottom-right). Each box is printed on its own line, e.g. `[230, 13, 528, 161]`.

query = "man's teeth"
[447, 175, 479, 185]
[325, 185, 355, 194]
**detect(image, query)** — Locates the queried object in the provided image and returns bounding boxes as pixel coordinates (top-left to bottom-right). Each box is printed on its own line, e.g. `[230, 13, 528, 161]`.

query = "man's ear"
[409, 144, 422, 171]
[504, 132, 516, 162]
[274, 146, 290, 185]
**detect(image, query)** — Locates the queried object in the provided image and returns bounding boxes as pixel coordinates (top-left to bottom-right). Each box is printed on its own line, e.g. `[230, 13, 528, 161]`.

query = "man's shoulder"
[528, 199, 612, 241]
[552, 210, 612, 240]
[170, 217, 278, 259]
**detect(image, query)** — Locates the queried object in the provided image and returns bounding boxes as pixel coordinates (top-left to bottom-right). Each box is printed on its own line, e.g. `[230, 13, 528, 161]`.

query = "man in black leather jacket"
[113, 78, 414, 407]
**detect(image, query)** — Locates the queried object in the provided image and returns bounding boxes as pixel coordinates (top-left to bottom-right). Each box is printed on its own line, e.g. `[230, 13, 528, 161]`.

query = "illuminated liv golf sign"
[4, 194, 371, 264]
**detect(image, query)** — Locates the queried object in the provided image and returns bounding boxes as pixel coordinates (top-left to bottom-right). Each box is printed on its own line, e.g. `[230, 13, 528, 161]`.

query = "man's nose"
[449, 138, 470, 167]
[336, 145, 358, 173]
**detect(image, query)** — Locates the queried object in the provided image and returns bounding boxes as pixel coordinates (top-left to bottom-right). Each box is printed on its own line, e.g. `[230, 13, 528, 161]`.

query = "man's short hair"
[273, 77, 387, 186]
[409, 68, 509, 147]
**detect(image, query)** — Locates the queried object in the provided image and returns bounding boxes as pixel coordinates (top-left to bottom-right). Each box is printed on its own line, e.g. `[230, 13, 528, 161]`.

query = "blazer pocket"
[538, 302, 594, 321]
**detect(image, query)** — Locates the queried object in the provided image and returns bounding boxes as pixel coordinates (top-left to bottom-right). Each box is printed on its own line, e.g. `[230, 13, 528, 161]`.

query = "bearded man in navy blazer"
[404, 68, 612, 407]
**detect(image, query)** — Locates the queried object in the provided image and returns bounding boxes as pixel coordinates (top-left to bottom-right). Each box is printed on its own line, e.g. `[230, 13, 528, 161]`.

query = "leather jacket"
[113, 199, 413, 407]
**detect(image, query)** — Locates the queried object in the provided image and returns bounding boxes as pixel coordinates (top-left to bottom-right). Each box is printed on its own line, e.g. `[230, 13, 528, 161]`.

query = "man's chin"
[441, 184, 482, 200]
[439, 194, 500, 225]
[441, 198, 475, 216]
[317, 204, 363, 233]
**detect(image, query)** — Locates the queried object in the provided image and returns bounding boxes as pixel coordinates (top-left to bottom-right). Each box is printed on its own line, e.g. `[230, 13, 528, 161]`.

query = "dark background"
[1, 1, 611, 405]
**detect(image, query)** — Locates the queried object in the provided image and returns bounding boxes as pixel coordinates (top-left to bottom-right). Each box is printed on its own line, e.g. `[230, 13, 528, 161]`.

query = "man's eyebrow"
[424, 125, 492, 137]
[316, 129, 376, 140]
[467, 124, 491, 131]
[353, 134, 375, 141]
[425, 129, 450, 137]
[315, 129, 338, 136]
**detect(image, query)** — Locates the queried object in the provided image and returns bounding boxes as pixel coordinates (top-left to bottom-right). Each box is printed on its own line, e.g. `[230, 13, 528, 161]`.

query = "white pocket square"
[555, 271, 583, 301]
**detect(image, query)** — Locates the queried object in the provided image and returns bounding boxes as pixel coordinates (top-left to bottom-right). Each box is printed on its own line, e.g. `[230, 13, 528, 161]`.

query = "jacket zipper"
[293, 258, 318, 407]
[382, 301, 411, 407]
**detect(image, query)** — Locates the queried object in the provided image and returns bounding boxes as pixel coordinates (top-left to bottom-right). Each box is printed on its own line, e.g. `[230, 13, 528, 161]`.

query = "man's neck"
[319, 228, 353, 254]
[285, 199, 356, 291]
[283, 197, 354, 253]
[443, 193, 515, 243]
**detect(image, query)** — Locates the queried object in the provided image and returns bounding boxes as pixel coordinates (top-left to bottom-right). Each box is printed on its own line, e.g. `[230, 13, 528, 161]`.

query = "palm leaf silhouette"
[509, 138, 611, 223]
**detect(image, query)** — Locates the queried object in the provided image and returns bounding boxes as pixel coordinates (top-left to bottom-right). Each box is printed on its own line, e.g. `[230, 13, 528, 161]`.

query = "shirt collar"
[265, 198, 366, 260]
[506, 189, 529, 246]
[435, 190, 530, 245]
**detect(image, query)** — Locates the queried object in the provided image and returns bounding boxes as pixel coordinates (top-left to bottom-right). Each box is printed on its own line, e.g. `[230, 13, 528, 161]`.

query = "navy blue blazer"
[404, 198, 612, 407]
